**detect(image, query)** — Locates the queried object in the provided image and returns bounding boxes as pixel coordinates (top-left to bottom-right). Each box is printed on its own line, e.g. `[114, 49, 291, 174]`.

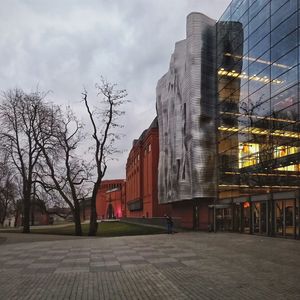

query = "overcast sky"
[0, 0, 231, 179]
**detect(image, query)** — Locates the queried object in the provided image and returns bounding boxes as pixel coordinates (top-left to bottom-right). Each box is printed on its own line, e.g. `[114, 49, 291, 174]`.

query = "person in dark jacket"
[164, 214, 173, 234]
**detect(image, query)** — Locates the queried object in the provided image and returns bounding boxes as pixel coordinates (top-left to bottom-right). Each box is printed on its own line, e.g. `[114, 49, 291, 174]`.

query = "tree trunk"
[88, 185, 99, 236]
[31, 204, 35, 226]
[88, 200, 98, 236]
[0, 208, 5, 226]
[73, 204, 82, 236]
[14, 210, 19, 227]
[23, 197, 30, 233]
[22, 187, 31, 233]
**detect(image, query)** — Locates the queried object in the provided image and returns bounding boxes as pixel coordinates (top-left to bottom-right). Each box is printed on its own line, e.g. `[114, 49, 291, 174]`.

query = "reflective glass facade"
[216, 0, 300, 237]
[217, 0, 300, 197]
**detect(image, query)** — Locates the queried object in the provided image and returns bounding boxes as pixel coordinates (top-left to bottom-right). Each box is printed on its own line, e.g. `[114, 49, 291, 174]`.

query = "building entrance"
[215, 191, 300, 239]
[242, 202, 250, 233]
[252, 201, 267, 235]
[106, 203, 115, 219]
[275, 199, 297, 237]
[215, 208, 232, 231]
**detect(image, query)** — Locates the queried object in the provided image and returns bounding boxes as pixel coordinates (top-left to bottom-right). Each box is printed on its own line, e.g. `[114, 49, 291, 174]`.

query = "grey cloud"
[0, 0, 231, 179]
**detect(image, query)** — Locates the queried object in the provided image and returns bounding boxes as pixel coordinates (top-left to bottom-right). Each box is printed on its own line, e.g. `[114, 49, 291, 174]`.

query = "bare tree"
[0, 89, 47, 233]
[0, 152, 17, 226]
[35, 106, 90, 235]
[83, 77, 128, 236]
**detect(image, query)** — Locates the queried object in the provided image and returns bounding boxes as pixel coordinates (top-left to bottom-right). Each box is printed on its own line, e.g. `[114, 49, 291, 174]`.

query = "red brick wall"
[125, 119, 212, 228]
[126, 141, 143, 216]
[198, 200, 211, 230]
[170, 201, 194, 228]
[168, 199, 212, 229]
[126, 124, 166, 218]
[96, 179, 126, 219]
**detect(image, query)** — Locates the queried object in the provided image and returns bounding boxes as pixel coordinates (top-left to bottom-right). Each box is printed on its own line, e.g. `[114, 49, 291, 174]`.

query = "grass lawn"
[1, 222, 166, 237]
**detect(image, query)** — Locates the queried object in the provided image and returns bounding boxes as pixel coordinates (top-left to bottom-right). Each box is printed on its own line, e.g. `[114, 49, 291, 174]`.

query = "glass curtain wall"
[217, 0, 300, 201]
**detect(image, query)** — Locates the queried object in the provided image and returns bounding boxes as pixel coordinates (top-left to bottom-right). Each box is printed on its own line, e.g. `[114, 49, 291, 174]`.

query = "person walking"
[165, 214, 173, 234]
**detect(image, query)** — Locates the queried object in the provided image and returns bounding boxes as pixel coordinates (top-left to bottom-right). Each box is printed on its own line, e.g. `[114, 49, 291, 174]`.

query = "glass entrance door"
[296, 199, 299, 238]
[285, 199, 295, 237]
[275, 200, 284, 236]
[260, 201, 267, 234]
[252, 201, 267, 235]
[275, 199, 296, 237]
[233, 204, 242, 232]
[243, 202, 250, 233]
[252, 202, 260, 233]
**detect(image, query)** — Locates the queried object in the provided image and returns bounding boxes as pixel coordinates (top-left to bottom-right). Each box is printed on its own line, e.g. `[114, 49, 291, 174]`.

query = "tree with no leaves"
[35, 106, 90, 236]
[0, 151, 17, 226]
[82, 77, 128, 236]
[0, 89, 47, 233]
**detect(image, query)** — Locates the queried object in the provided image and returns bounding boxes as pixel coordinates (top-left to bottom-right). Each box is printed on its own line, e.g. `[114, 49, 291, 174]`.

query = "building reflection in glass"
[214, 0, 300, 238]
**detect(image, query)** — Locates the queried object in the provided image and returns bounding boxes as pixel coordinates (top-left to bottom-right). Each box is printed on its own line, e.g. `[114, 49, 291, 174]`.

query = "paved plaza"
[0, 232, 300, 299]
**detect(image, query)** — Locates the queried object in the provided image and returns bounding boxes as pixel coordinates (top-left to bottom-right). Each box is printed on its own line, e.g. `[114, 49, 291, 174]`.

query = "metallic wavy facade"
[157, 13, 217, 204]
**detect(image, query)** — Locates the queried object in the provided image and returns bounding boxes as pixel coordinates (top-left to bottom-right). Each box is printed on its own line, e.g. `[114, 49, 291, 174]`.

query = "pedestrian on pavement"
[164, 214, 173, 234]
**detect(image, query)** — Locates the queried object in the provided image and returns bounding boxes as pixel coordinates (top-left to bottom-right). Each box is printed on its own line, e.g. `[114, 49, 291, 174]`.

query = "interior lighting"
[224, 172, 300, 177]
[219, 184, 300, 188]
[220, 112, 297, 124]
[218, 126, 300, 139]
[224, 52, 290, 70]
[218, 69, 282, 84]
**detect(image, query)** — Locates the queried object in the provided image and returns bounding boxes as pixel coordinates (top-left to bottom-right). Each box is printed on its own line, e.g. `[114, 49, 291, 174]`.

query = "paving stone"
[146, 257, 178, 263]
[0, 232, 300, 299]
[105, 261, 121, 266]
[62, 258, 90, 263]
[54, 267, 89, 273]
[121, 263, 150, 271]
[90, 261, 106, 267]
[28, 263, 58, 269]
[170, 252, 197, 258]
[117, 255, 144, 262]
[90, 266, 107, 272]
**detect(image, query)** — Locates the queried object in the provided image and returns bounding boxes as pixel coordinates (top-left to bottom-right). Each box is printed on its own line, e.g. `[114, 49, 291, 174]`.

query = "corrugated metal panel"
[157, 13, 217, 204]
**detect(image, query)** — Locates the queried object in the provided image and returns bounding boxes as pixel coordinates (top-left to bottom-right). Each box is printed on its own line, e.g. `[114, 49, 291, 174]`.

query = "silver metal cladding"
[156, 13, 217, 204]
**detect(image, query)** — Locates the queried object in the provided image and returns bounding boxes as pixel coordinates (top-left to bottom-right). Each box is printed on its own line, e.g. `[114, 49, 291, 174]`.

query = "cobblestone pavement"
[0, 232, 300, 299]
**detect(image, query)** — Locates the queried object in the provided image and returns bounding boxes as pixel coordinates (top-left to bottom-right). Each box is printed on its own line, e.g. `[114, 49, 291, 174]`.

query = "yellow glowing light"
[238, 143, 260, 168]
[224, 172, 300, 177]
[219, 184, 299, 188]
[220, 111, 297, 124]
[224, 52, 290, 70]
[218, 126, 300, 139]
[218, 69, 283, 84]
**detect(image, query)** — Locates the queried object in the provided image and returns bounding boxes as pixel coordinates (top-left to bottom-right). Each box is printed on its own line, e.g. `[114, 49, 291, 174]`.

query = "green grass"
[1, 222, 165, 237]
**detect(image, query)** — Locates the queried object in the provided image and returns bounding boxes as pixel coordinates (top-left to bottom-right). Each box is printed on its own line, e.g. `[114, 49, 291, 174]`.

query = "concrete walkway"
[0, 232, 300, 299]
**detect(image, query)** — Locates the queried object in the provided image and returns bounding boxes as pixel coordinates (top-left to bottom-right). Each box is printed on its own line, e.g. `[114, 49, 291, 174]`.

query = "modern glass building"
[216, 0, 300, 238]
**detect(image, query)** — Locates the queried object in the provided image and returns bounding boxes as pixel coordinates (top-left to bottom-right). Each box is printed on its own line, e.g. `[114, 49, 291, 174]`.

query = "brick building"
[96, 179, 126, 219]
[126, 118, 170, 218]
